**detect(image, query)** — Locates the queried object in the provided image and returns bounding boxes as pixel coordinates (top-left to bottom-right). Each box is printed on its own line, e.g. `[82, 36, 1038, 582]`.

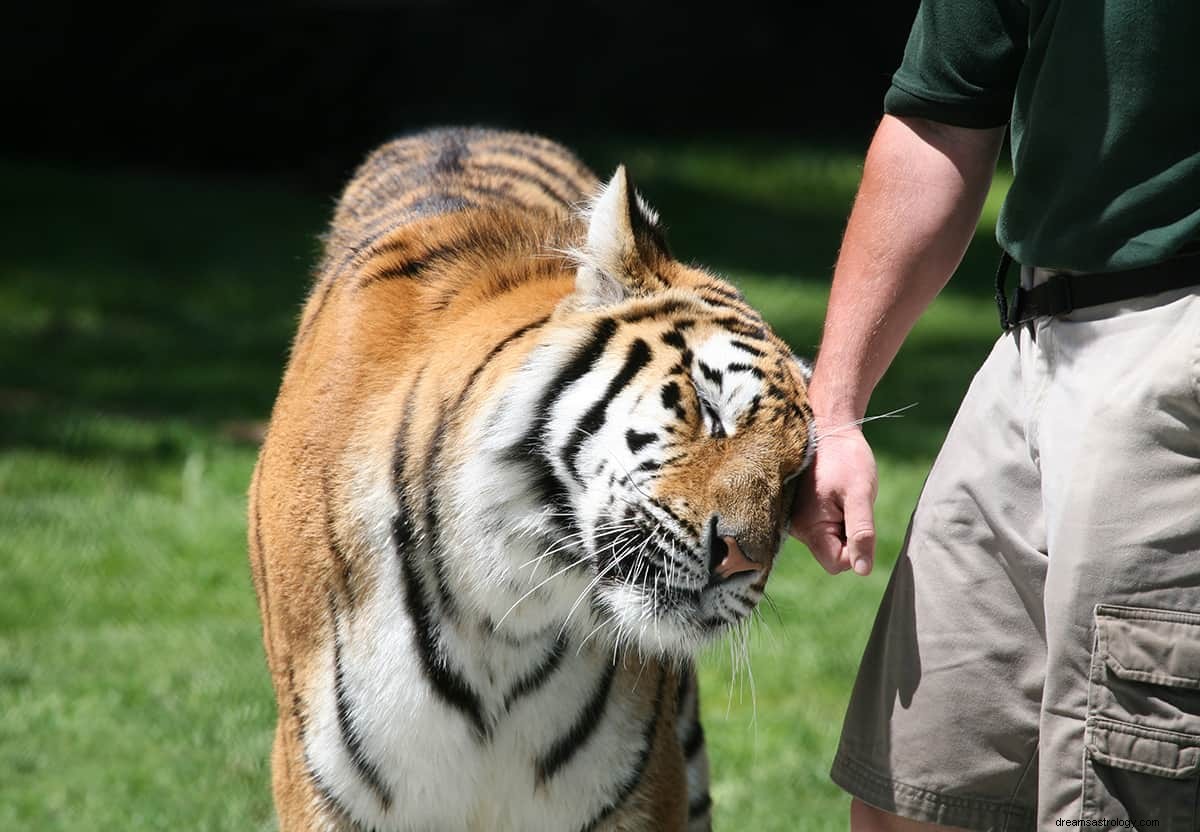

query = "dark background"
[6, 1, 919, 189]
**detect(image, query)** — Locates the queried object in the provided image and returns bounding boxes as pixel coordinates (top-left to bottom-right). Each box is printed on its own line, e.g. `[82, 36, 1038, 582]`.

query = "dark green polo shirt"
[885, 1, 1200, 273]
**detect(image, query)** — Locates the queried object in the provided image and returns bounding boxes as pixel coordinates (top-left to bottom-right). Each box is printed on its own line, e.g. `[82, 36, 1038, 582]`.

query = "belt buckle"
[1004, 285, 1025, 330]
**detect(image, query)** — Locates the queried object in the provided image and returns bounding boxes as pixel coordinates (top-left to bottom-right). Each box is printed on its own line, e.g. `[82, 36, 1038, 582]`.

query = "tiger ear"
[573, 166, 670, 309]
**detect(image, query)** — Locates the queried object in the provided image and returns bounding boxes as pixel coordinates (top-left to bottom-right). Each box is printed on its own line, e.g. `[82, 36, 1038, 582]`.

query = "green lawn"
[0, 142, 1009, 830]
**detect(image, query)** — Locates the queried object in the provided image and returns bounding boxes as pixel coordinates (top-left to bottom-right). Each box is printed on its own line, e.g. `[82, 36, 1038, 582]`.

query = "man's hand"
[790, 428, 879, 576]
[788, 116, 1002, 577]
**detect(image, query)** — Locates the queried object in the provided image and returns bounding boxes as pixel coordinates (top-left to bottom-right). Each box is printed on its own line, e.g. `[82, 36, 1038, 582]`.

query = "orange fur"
[249, 128, 810, 830]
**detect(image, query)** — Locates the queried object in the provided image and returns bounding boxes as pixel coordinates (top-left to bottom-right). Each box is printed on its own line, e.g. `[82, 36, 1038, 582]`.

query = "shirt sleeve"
[884, 0, 1029, 128]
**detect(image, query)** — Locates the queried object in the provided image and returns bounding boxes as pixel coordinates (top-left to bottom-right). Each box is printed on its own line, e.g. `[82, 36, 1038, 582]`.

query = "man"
[791, 1, 1200, 829]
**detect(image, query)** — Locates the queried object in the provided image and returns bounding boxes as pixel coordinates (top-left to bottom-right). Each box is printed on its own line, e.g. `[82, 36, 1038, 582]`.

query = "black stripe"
[330, 597, 394, 810]
[322, 474, 355, 599]
[432, 132, 469, 173]
[421, 433, 461, 622]
[458, 316, 552, 409]
[661, 328, 688, 351]
[700, 282, 744, 303]
[640, 540, 689, 581]
[609, 538, 665, 583]
[419, 315, 553, 621]
[725, 362, 764, 378]
[360, 227, 494, 287]
[502, 634, 568, 711]
[619, 298, 695, 324]
[561, 338, 652, 481]
[729, 338, 765, 357]
[362, 245, 457, 284]
[660, 381, 686, 420]
[480, 137, 596, 191]
[742, 394, 763, 426]
[506, 317, 621, 548]
[698, 362, 723, 386]
[649, 497, 698, 538]
[713, 315, 766, 340]
[688, 793, 713, 819]
[460, 181, 533, 211]
[578, 667, 667, 832]
[697, 292, 743, 312]
[675, 664, 693, 710]
[699, 293, 759, 321]
[393, 377, 489, 740]
[524, 318, 620, 448]
[646, 518, 696, 562]
[297, 215, 411, 344]
[764, 382, 789, 403]
[682, 715, 705, 759]
[396, 521, 489, 739]
[471, 161, 575, 206]
[479, 141, 587, 187]
[630, 458, 662, 475]
[289, 658, 349, 825]
[625, 429, 656, 454]
[702, 404, 726, 438]
[536, 662, 617, 784]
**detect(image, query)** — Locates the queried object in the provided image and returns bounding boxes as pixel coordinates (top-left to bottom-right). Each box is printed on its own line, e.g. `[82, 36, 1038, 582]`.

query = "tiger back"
[249, 128, 813, 832]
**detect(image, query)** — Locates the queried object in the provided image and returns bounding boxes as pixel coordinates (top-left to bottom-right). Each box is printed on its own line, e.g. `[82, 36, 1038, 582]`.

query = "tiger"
[248, 127, 814, 832]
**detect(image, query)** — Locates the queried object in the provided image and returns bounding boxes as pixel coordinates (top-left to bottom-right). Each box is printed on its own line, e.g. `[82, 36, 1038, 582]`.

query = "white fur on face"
[454, 326, 779, 658]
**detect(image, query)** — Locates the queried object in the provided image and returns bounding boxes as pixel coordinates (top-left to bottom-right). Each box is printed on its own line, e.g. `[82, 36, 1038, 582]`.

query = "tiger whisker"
[577, 618, 612, 656]
[516, 519, 633, 573]
[725, 620, 738, 718]
[741, 619, 758, 730]
[815, 403, 917, 444]
[558, 535, 637, 638]
[496, 551, 594, 628]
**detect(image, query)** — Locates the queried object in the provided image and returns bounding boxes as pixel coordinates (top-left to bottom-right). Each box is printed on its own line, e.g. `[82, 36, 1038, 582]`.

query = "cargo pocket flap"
[1087, 718, 1200, 779]
[1097, 605, 1200, 690]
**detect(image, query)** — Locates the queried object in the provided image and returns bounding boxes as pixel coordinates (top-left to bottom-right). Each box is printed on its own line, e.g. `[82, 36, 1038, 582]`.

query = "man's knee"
[850, 798, 969, 832]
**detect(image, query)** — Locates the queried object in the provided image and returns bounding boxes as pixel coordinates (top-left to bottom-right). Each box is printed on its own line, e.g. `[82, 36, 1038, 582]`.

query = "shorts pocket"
[1082, 605, 1200, 829]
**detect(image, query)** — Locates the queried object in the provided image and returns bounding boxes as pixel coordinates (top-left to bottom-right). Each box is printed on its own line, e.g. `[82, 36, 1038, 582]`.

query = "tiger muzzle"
[706, 516, 764, 581]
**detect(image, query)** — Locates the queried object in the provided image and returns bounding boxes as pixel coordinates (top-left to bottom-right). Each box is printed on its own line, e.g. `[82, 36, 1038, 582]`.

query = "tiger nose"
[710, 535, 763, 580]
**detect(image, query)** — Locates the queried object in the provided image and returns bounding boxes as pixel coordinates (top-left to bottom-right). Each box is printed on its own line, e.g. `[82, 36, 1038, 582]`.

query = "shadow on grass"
[0, 142, 1001, 465]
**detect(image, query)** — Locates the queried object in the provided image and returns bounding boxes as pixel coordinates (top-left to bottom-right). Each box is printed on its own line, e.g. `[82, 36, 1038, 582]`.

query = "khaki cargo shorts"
[831, 281, 1200, 830]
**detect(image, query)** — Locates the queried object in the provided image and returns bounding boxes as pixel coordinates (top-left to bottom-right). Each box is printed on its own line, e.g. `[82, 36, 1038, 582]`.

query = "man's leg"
[832, 327, 1048, 831]
[1033, 288, 1200, 827]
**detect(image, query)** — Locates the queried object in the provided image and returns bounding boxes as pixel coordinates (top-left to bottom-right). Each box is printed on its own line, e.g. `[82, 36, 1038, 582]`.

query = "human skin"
[790, 114, 1004, 576]
[791, 111, 1006, 832]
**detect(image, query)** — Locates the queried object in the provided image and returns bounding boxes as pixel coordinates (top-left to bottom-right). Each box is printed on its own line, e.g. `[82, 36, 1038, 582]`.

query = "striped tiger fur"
[248, 127, 814, 832]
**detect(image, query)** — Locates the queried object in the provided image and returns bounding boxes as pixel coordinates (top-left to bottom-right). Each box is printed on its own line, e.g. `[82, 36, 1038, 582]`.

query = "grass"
[0, 142, 1010, 830]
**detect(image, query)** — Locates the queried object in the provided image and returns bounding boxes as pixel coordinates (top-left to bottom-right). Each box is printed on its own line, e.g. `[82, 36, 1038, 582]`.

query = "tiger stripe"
[561, 337, 653, 481]
[392, 379, 489, 740]
[330, 596, 393, 811]
[251, 128, 812, 831]
[578, 667, 668, 832]
[535, 662, 618, 785]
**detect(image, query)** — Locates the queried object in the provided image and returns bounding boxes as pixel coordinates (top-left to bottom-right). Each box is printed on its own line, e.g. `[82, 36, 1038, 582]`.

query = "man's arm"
[792, 114, 1005, 575]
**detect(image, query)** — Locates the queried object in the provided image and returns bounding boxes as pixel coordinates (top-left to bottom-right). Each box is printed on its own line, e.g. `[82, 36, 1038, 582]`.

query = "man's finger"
[844, 488, 877, 575]
[800, 526, 851, 574]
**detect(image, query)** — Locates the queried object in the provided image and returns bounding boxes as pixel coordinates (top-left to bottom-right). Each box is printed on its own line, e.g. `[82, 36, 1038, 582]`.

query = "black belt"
[995, 249, 1200, 331]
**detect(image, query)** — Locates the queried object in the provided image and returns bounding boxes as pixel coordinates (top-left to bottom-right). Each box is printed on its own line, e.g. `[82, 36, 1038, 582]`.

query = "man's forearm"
[812, 115, 1005, 426]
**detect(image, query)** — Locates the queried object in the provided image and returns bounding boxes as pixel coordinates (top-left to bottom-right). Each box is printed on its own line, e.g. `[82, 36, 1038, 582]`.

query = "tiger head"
[471, 167, 813, 658]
